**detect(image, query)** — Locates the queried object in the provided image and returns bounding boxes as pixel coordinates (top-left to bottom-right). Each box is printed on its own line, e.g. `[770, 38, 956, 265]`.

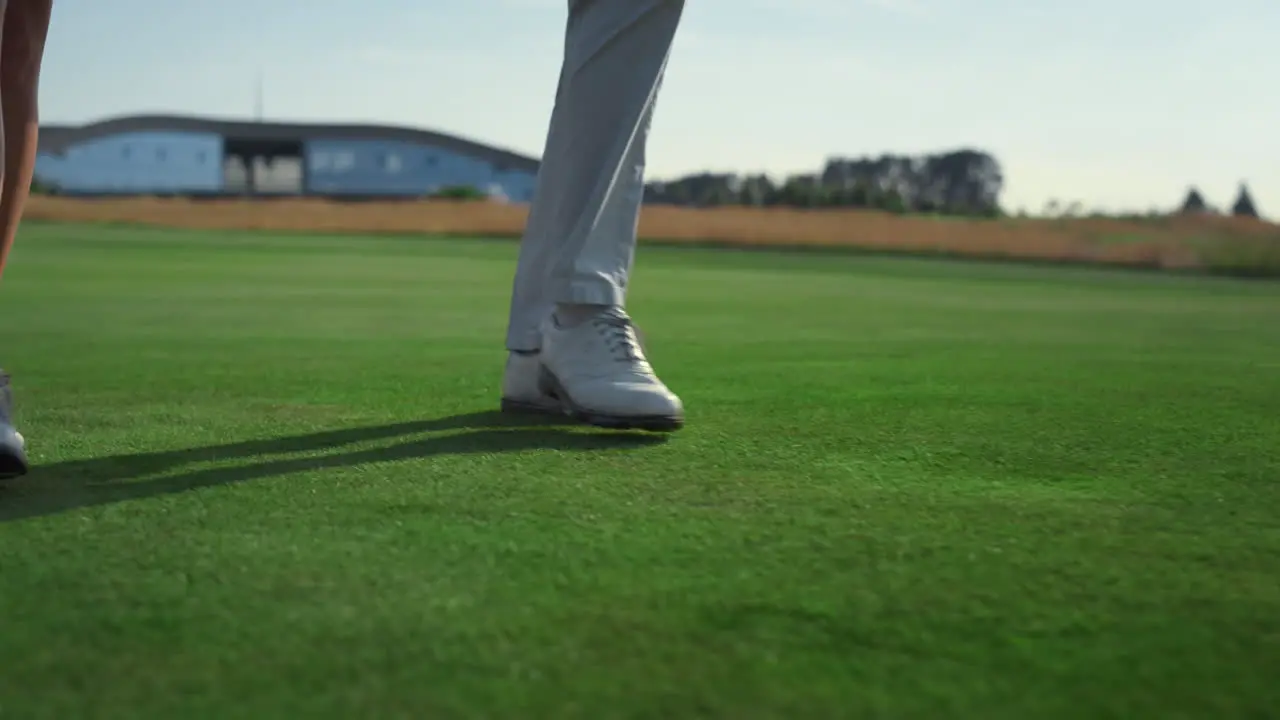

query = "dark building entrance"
[222, 137, 305, 195]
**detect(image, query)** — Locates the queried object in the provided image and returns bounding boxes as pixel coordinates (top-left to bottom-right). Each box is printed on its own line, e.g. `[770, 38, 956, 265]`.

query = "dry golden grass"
[25, 196, 1280, 273]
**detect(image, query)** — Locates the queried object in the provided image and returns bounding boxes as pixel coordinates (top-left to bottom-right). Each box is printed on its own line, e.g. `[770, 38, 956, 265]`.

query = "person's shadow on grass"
[0, 411, 667, 523]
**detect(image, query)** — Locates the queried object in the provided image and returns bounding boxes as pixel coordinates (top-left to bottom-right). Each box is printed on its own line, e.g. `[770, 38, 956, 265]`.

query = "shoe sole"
[0, 448, 29, 481]
[499, 397, 565, 417]
[533, 367, 684, 433]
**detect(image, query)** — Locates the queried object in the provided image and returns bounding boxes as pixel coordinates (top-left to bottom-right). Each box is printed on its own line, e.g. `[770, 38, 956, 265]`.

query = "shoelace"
[592, 313, 645, 363]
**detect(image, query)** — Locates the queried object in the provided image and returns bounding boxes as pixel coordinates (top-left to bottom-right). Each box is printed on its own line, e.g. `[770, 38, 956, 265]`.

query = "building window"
[425, 156, 437, 168]
[331, 151, 355, 172]
[311, 152, 330, 171]
[383, 153, 402, 173]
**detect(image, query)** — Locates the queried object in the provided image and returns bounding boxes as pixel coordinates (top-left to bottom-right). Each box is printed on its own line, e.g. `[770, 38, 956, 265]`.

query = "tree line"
[643, 149, 1004, 217]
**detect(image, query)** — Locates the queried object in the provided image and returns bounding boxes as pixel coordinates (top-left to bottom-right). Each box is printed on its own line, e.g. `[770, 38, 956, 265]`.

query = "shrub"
[29, 178, 59, 195]
[1196, 236, 1280, 278]
[431, 185, 487, 201]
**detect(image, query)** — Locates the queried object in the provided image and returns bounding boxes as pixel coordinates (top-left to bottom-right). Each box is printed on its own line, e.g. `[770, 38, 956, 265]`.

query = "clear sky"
[39, 0, 1278, 216]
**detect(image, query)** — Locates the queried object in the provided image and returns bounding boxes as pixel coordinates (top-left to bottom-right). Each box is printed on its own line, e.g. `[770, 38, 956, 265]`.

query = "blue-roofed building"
[35, 114, 540, 202]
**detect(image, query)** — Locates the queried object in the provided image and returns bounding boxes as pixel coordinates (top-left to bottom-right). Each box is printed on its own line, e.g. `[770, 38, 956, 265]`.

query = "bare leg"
[0, 0, 53, 278]
[0, 0, 53, 479]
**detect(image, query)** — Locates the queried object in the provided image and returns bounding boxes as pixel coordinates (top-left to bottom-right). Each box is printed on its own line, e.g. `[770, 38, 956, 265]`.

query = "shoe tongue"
[598, 307, 631, 323]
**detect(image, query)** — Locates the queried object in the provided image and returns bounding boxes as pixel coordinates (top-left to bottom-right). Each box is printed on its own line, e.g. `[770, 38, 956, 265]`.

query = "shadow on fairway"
[0, 411, 667, 523]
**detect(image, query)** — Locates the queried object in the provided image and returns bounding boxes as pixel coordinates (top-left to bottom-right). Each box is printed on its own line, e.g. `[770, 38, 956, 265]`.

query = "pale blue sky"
[39, 0, 1277, 216]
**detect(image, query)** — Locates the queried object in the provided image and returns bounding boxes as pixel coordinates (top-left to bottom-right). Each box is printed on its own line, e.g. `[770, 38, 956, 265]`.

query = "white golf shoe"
[500, 309, 684, 432]
[499, 351, 561, 415]
[0, 371, 29, 480]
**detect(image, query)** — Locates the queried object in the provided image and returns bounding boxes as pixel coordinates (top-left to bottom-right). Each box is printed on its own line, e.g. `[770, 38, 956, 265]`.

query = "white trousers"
[504, 0, 685, 352]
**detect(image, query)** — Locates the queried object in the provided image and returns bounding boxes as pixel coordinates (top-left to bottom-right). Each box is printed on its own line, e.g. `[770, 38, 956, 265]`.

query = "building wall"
[34, 130, 539, 200]
[304, 139, 537, 201]
[35, 131, 224, 193]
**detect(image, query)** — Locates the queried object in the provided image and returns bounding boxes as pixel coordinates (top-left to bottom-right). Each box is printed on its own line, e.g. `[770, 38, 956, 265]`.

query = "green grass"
[2, 222, 1279, 719]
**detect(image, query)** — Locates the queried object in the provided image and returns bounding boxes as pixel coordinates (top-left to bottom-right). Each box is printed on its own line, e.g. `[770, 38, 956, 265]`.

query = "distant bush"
[1197, 236, 1280, 278]
[29, 178, 59, 195]
[430, 185, 487, 201]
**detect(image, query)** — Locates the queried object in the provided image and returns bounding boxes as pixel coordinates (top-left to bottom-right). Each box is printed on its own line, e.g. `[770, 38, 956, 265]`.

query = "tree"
[878, 188, 907, 214]
[777, 175, 821, 208]
[737, 175, 773, 207]
[845, 182, 869, 208]
[1179, 187, 1209, 214]
[698, 184, 737, 207]
[1231, 183, 1260, 218]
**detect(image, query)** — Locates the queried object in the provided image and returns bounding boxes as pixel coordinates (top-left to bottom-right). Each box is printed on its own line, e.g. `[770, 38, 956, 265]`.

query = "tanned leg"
[0, 0, 53, 277]
[0, 0, 54, 480]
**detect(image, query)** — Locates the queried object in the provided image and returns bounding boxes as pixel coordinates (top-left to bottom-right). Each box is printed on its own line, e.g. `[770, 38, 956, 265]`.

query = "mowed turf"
[1, 222, 1279, 718]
